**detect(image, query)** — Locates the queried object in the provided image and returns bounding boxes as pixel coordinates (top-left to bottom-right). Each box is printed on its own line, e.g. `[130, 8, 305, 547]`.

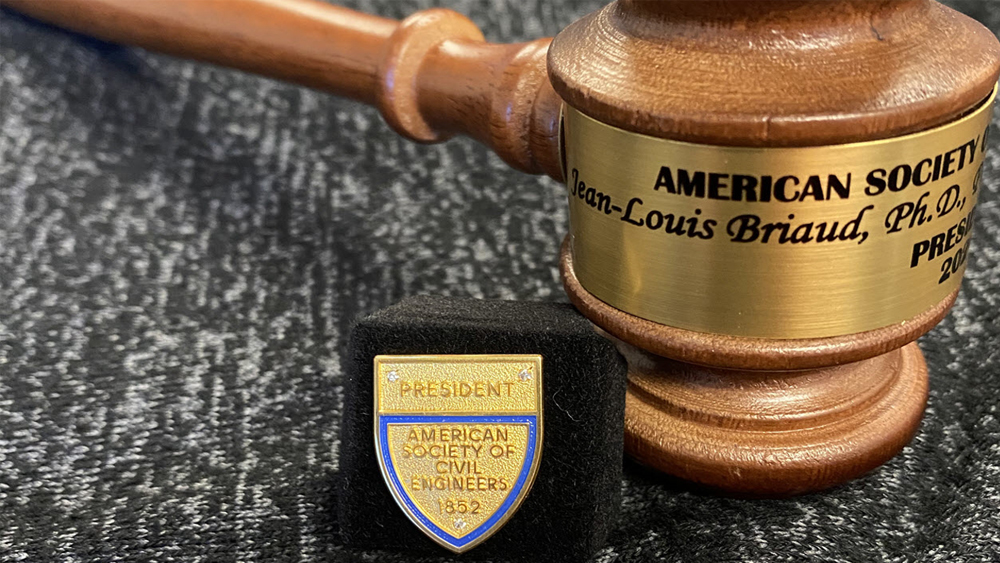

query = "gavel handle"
[3, 0, 564, 180]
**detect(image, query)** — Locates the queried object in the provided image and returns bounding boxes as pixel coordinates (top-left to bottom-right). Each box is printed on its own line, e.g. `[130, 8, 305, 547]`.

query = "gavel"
[8, 0, 998, 496]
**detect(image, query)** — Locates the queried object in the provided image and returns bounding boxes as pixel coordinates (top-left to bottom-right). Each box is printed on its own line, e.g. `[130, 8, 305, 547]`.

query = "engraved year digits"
[438, 498, 482, 515]
[938, 237, 973, 285]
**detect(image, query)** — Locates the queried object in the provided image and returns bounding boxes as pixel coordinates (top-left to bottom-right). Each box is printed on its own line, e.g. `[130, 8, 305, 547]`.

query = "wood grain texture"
[2, 0, 563, 179]
[548, 0, 1000, 146]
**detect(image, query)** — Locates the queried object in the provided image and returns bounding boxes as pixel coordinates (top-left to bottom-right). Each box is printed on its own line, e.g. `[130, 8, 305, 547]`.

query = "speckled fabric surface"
[1, 1, 998, 562]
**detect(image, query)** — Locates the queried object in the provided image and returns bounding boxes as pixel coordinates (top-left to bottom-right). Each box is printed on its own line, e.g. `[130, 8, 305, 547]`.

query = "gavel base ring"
[561, 239, 935, 496]
[619, 342, 927, 497]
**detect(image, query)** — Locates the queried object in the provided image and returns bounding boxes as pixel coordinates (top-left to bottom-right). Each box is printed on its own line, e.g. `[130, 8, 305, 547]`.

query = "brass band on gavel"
[562, 92, 994, 339]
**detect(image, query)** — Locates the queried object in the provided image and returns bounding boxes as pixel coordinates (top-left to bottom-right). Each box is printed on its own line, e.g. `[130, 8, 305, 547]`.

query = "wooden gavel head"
[547, 0, 1000, 495]
[8, 0, 999, 496]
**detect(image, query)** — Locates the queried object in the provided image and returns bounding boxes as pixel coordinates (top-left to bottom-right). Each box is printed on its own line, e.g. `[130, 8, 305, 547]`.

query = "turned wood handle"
[3, 0, 563, 180]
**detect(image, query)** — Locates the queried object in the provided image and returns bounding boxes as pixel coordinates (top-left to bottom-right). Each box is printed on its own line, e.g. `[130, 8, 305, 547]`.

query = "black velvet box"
[338, 297, 627, 561]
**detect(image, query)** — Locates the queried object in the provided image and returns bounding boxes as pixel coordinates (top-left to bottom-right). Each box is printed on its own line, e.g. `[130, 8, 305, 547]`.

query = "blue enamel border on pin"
[378, 415, 538, 550]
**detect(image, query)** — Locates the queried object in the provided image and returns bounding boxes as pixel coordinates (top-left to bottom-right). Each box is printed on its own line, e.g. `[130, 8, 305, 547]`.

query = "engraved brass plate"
[562, 89, 996, 339]
[374, 354, 543, 553]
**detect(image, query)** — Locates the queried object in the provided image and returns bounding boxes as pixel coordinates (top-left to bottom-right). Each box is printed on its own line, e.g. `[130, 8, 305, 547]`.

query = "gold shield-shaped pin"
[374, 354, 543, 553]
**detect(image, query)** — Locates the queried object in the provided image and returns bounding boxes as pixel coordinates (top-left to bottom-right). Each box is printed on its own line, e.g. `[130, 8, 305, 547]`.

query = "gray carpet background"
[1, 1, 999, 561]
